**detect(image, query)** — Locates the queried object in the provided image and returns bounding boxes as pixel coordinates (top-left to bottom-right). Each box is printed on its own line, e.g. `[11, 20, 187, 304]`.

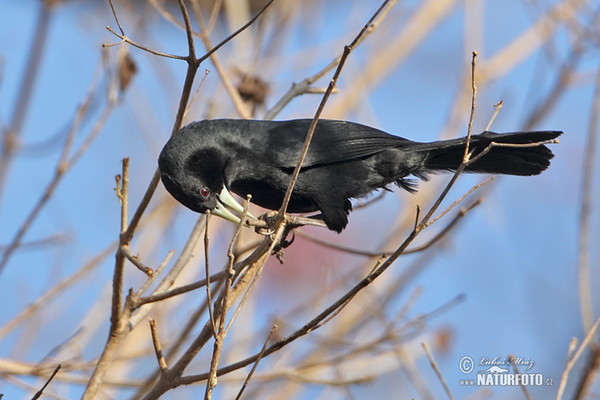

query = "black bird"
[158, 119, 561, 232]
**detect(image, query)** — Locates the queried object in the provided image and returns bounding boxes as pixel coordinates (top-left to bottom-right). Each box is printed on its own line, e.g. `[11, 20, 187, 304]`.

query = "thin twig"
[277, 0, 394, 220]
[107, 0, 125, 35]
[556, 318, 600, 400]
[484, 100, 503, 131]
[135, 272, 220, 307]
[234, 324, 278, 400]
[263, 0, 398, 121]
[192, 4, 251, 119]
[149, 319, 168, 372]
[184, 68, 210, 119]
[83, 28, 203, 388]
[224, 196, 260, 335]
[104, 26, 188, 60]
[509, 355, 533, 400]
[196, 0, 274, 65]
[140, 233, 282, 398]
[463, 51, 478, 162]
[422, 342, 454, 400]
[425, 177, 493, 228]
[406, 199, 482, 253]
[135, 249, 175, 297]
[205, 196, 254, 399]
[120, 246, 154, 277]
[206, 0, 224, 32]
[295, 196, 481, 259]
[128, 216, 206, 326]
[204, 212, 217, 339]
[31, 364, 61, 400]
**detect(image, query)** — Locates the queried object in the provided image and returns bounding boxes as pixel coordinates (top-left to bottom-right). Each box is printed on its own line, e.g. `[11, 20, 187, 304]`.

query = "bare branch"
[121, 245, 154, 277]
[103, 26, 188, 60]
[149, 319, 168, 372]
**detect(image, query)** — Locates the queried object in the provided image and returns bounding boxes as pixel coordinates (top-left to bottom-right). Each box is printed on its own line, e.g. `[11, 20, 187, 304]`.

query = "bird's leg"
[286, 214, 328, 229]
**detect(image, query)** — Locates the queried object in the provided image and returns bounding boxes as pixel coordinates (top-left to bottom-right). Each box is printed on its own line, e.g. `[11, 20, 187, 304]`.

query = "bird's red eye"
[200, 187, 210, 198]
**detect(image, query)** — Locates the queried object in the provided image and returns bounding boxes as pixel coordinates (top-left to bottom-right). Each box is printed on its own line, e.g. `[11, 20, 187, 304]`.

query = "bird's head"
[158, 129, 251, 224]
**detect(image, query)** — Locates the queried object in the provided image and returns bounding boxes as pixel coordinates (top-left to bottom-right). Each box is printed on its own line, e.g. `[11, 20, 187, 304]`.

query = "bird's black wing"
[258, 119, 411, 169]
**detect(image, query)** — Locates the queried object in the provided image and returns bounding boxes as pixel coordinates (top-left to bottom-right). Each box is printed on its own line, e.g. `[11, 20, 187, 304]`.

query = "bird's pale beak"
[212, 187, 257, 225]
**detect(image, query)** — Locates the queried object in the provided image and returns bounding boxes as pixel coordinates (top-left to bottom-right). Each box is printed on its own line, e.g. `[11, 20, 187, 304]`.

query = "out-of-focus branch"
[327, 0, 458, 117]
[556, 318, 600, 400]
[263, 0, 398, 121]
[0, 242, 114, 340]
[191, 3, 252, 119]
[0, 64, 117, 276]
[0, 2, 53, 209]
[576, 64, 600, 335]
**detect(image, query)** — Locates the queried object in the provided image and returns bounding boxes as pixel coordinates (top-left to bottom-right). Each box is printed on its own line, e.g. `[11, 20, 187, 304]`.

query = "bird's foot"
[254, 211, 279, 235]
[272, 230, 295, 263]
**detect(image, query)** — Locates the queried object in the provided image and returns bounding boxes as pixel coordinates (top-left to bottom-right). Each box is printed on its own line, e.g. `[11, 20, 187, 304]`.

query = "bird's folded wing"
[264, 119, 411, 169]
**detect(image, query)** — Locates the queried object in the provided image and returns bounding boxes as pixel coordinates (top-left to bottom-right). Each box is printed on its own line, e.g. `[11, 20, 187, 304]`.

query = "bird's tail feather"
[421, 130, 562, 176]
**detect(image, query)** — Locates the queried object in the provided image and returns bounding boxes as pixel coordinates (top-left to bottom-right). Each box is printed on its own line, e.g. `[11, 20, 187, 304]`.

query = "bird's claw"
[254, 211, 279, 235]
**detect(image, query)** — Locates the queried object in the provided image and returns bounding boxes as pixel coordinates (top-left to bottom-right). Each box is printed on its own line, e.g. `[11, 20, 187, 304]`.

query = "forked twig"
[277, 0, 394, 221]
[263, 0, 398, 121]
[121, 245, 154, 277]
[425, 177, 493, 228]
[104, 26, 188, 60]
